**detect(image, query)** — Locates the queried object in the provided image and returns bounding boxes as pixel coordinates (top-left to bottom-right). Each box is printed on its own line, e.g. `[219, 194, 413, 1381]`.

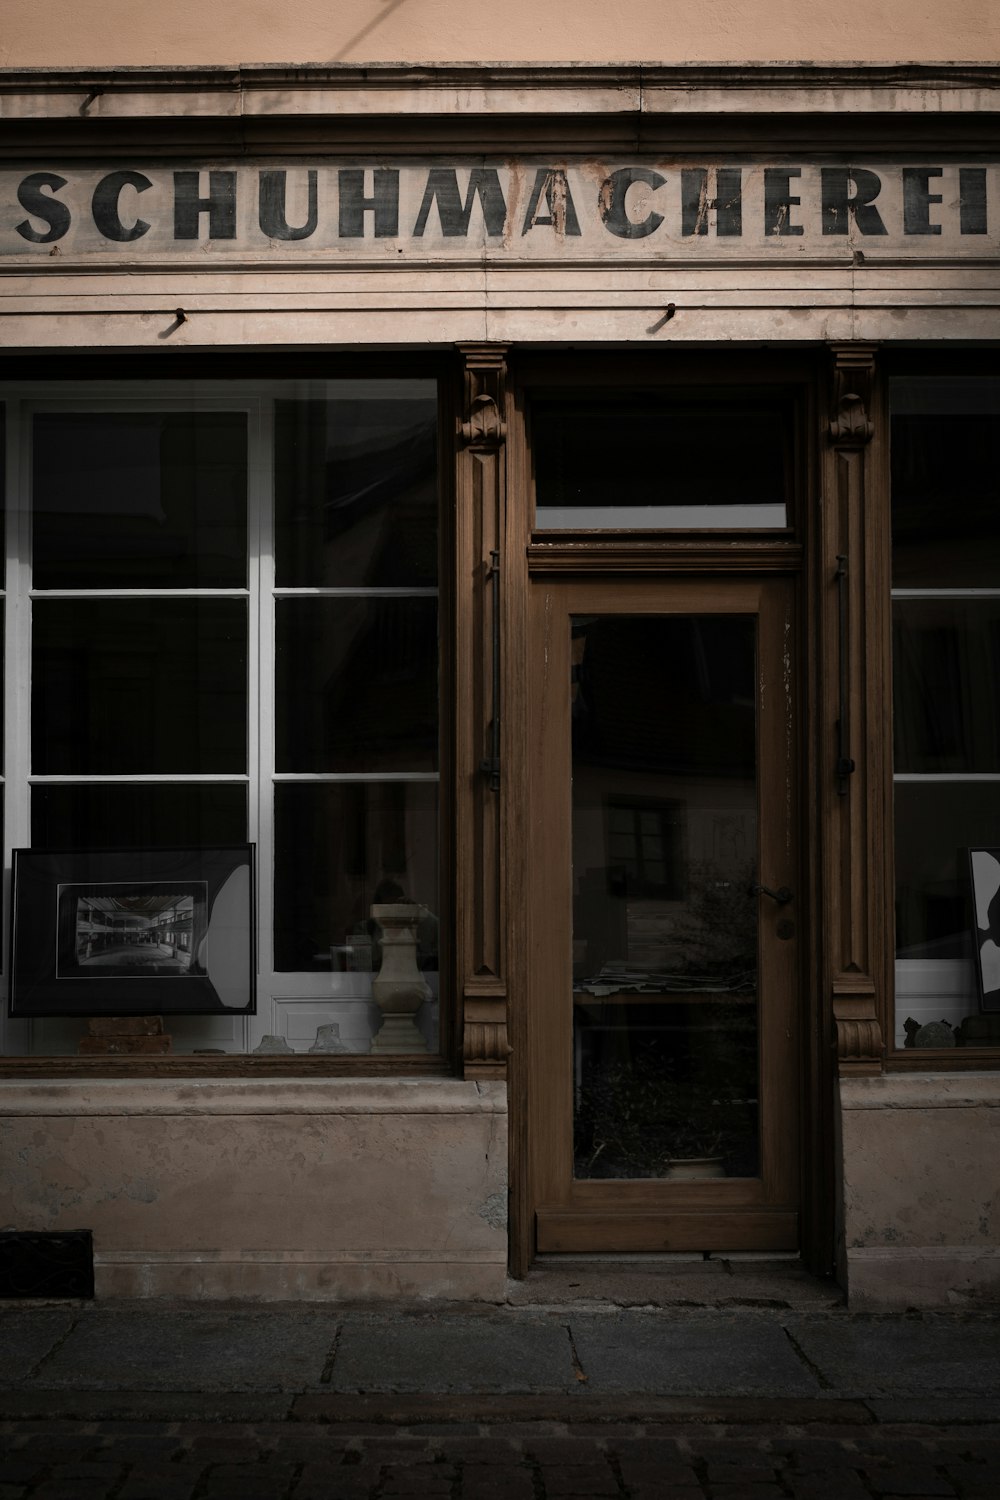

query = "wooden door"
[525, 576, 800, 1253]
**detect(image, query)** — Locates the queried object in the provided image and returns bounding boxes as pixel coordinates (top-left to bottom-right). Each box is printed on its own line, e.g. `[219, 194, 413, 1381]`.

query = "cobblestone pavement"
[0, 1417, 998, 1499]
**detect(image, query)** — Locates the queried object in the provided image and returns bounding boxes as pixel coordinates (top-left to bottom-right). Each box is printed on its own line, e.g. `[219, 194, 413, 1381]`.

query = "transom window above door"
[531, 392, 794, 531]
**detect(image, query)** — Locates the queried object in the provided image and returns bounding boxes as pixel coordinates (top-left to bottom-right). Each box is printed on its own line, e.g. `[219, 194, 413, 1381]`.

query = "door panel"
[526, 578, 800, 1254]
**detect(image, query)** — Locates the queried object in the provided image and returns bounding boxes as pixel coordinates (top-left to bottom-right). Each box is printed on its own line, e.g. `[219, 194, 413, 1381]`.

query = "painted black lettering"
[173, 170, 237, 240]
[903, 168, 943, 235]
[338, 169, 399, 238]
[598, 167, 665, 239]
[521, 169, 581, 236]
[680, 168, 742, 237]
[259, 170, 318, 241]
[91, 170, 152, 243]
[959, 168, 987, 234]
[820, 168, 887, 236]
[764, 169, 804, 237]
[413, 168, 506, 237]
[15, 172, 71, 243]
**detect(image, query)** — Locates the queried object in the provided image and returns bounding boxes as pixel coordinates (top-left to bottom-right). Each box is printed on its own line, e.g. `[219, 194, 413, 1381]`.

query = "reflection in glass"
[32, 412, 248, 590]
[893, 600, 1000, 773]
[534, 398, 790, 529]
[894, 781, 1000, 963]
[275, 597, 438, 773]
[32, 599, 247, 774]
[32, 783, 247, 849]
[274, 385, 438, 587]
[571, 615, 759, 1180]
[891, 379, 1000, 588]
[274, 781, 438, 1003]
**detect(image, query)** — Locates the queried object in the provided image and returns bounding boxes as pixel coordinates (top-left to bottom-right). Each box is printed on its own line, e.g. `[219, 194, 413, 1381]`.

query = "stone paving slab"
[567, 1311, 822, 1396]
[0, 1310, 77, 1385]
[785, 1314, 1000, 1397]
[331, 1312, 579, 1393]
[15, 1307, 338, 1392]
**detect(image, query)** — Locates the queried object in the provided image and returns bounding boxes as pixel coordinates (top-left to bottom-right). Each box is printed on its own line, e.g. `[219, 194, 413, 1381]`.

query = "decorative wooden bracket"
[828, 342, 877, 447]
[833, 971, 883, 1074]
[460, 392, 506, 449]
[456, 344, 510, 1080]
[462, 978, 513, 1079]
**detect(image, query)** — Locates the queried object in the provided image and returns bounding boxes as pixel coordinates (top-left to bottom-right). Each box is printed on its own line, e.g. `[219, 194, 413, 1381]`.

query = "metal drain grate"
[0, 1231, 94, 1299]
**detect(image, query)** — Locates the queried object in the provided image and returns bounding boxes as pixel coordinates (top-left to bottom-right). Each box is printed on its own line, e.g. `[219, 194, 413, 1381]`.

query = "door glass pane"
[32, 412, 248, 590]
[571, 615, 760, 1180]
[274, 383, 437, 588]
[32, 783, 247, 849]
[275, 597, 438, 773]
[32, 599, 247, 774]
[534, 398, 790, 530]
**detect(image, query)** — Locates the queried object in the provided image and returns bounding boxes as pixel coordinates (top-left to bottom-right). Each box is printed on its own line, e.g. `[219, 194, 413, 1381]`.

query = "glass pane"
[893, 600, 1000, 773]
[32, 783, 247, 849]
[571, 615, 759, 1180]
[274, 781, 439, 1050]
[275, 383, 437, 587]
[534, 397, 790, 530]
[0, 401, 5, 589]
[32, 412, 248, 589]
[891, 378, 1000, 588]
[894, 781, 1000, 1045]
[32, 599, 247, 774]
[275, 597, 438, 773]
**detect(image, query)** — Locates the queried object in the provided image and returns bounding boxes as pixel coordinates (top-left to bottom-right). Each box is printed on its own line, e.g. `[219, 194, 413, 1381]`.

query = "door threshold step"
[506, 1255, 843, 1309]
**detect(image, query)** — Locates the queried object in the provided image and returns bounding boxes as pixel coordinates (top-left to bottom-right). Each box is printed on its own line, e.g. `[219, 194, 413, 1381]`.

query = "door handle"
[750, 882, 793, 905]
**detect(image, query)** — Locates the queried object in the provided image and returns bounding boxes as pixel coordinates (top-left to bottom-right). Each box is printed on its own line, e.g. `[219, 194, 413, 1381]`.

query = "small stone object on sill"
[78, 1016, 171, 1054]
[253, 1034, 294, 1054]
[308, 1023, 350, 1054]
[903, 1017, 956, 1048]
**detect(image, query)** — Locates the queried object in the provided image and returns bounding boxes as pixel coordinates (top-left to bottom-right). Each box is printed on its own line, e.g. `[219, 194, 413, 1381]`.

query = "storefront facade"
[1, 57, 999, 1307]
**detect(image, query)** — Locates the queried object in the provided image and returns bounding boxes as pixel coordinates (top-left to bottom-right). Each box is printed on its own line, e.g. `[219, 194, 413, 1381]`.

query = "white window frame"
[0, 379, 441, 1058]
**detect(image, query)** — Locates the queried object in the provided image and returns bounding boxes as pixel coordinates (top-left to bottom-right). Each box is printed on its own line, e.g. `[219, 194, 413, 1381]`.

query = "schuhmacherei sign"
[1, 161, 996, 260]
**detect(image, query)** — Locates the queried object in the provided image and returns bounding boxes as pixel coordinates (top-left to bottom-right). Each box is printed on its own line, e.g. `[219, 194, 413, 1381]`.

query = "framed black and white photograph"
[970, 848, 1000, 1014]
[9, 846, 255, 1017]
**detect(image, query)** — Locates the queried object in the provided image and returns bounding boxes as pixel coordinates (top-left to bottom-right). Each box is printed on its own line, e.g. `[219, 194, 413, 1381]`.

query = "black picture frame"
[969, 847, 1000, 1015]
[9, 846, 256, 1017]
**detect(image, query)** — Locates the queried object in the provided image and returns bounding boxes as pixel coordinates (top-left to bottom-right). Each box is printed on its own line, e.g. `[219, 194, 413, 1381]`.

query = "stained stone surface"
[785, 1312, 1000, 1395]
[0, 1309, 78, 1383]
[329, 1312, 579, 1393]
[17, 1305, 338, 1391]
[568, 1310, 822, 1395]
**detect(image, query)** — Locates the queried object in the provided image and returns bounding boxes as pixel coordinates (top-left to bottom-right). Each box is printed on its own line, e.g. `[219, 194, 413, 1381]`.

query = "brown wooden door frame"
[523, 574, 802, 1255]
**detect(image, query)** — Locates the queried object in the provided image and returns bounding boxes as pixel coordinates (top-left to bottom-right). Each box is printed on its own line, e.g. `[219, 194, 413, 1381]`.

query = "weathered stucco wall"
[2, 0, 998, 67]
[839, 1075, 1000, 1310]
[0, 1079, 508, 1299]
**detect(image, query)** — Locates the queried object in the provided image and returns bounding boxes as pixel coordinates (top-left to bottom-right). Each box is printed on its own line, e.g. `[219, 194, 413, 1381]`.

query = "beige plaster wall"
[839, 1074, 1000, 1310]
[0, 1078, 509, 1300]
[2, 1, 997, 69]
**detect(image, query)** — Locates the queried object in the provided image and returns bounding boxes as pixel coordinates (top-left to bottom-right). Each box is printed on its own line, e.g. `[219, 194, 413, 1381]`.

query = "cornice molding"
[2, 62, 1000, 122]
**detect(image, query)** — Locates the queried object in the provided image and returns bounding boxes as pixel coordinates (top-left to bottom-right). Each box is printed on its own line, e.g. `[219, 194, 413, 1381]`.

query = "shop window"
[1, 379, 440, 1059]
[891, 377, 1000, 1050]
[532, 394, 792, 529]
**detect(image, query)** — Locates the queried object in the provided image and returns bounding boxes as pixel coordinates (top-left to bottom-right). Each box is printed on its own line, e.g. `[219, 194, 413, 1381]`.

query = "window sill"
[0, 1054, 454, 1080]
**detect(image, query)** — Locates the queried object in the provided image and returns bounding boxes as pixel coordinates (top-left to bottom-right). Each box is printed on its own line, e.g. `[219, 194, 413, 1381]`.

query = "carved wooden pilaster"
[456, 344, 511, 1080]
[824, 342, 885, 1075]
